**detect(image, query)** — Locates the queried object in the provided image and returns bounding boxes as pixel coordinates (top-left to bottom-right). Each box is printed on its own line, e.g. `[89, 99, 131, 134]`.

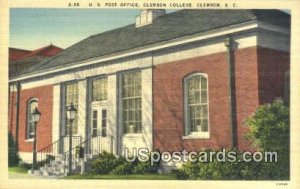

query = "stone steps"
[29, 155, 84, 177]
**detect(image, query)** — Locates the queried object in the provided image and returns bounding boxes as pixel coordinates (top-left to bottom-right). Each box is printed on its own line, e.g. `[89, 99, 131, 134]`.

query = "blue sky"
[10, 9, 141, 50]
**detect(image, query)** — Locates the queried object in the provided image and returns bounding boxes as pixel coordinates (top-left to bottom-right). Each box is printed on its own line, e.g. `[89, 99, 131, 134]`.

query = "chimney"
[136, 9, 166, 28]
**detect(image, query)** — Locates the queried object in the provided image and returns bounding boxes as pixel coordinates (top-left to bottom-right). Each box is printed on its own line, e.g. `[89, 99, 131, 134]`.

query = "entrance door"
[91, 106, 107, 137]
[90, 105, 109, 155]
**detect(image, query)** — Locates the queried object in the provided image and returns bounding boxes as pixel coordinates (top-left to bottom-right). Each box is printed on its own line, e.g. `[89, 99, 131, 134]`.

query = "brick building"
[8, 9, 290, 164]
[9, 44, 63, 78]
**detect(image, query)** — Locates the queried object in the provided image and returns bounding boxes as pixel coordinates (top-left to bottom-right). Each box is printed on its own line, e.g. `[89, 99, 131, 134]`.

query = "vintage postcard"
[0, 0, 299, 188]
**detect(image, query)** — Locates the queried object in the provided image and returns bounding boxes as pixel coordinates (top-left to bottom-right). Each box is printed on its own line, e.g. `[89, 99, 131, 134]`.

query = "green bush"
[172, 169, 189, 180]
[8, 133, 20, 167]
[90, 151, 162, 175]
[18, 161, 32, 169]
[132, 161, 157, 174]
[174, 99, 290, 180]
[91, 151, 120, 174]
[175, 153, 264, 180]
[110, 162, 134, 175]
[246, 99, 289, 179]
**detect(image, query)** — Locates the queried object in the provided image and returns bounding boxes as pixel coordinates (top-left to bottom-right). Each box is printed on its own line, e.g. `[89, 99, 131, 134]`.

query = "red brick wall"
[153, 47, 260, 152]
[234, 47, 259, 151]
[8, 90, 17, 136]
[257, 47, 290, 104]
[16, 85, 53, 152]
[153, 46, 289, 152]
[153, 51, 233, 152]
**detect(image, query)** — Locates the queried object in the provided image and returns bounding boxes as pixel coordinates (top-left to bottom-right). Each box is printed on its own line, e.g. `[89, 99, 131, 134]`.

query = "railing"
[63, 135, 113, 173]
[37, 136, 81, 168]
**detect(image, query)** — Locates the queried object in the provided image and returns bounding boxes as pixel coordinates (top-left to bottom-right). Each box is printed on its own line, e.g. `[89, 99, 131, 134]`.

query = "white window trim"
[63, 81, 79, 136]
[25, 138, 34, 143]
[183, 73, 210, 139]
[26, 98, 38, 140]
[90, 75, 108, 102]
[118, 69, 143, 135]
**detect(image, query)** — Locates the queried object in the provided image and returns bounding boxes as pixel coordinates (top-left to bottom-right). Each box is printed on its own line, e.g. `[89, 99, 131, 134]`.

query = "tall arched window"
[184, 73, 209, 138]
[26, 98, 38, 139]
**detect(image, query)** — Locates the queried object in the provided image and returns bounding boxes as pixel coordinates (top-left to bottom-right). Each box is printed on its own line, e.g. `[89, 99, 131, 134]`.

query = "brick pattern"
[153, 51, 232, 152]
[15, 85, 54, 152]
[234, 47, 259, 151]
[257, 47, 290, 104]
[8, 91, 17, 136]
[153, 46, 290, 152]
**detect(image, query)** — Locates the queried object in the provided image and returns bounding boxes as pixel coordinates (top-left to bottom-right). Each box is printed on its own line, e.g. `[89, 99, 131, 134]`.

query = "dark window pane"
[102, 109, 107, 119]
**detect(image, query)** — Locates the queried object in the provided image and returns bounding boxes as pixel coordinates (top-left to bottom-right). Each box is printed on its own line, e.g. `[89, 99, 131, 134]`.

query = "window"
[184, 73, 209, 138]
[92, 78, 107, 101]
[26, 98, 38, 139]
[65, 82, 78, 135]
[121, 71, 142, 134]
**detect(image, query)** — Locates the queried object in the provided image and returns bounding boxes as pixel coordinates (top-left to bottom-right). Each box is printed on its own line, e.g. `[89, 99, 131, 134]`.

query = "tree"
[246, 99, 289, 179]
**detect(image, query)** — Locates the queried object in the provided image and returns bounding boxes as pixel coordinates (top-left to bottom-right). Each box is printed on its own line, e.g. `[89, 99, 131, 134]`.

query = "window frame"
[119, 69, 142, 136]
[25, 98, 38, 141]
[64, 81, 79, 136]
[183, 73, 210, 139]
[91, 76, 108, 102]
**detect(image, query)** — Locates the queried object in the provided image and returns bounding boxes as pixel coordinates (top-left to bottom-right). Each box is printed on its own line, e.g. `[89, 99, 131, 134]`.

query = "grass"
[8, 166, 29, 174]
[63, 173, 177, 180]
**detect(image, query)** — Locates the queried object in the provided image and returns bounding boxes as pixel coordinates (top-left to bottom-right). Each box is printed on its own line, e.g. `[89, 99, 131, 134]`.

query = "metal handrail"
[37, 135, 81, 168]
[63, 135, 113, 174]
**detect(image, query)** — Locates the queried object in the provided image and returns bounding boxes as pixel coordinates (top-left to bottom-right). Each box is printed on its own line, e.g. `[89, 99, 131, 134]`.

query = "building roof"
[9, 44, 63, 77]
[18, 9, 290, 76]
[21, 44, 63, 59]
[9, 48, 31, 62]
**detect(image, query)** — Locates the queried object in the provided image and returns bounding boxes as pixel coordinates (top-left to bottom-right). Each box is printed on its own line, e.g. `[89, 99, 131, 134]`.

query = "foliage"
[132, 161, 157, 174]
[18, 162, 32, 170]
[246, 99, 289, 179]
[245, 99, 289, 152]
[110, 162, 134, 175]
[175, 99, 290, 180]
[175, 152, 269, 180]
[91, 151, 120, 174]
[8, 133, 20, 167]
[171, 169, 189, 180]
[91, 151, 160, 175]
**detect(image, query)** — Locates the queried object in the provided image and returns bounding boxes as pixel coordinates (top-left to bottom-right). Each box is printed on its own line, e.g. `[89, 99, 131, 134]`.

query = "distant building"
[8, 10, 290, 170]
[9, 44, 63, 77]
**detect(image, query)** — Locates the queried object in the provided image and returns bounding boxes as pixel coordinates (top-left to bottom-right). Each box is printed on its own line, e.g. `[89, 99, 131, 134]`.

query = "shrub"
[172, 169, 189, 180]
[246, 99, 289, 179]
[91, 151, 119, 174]
[132, 161, 157, 174]
[176, 152, 263, 180]
[110, 162, 134, 175]
[90, 151, 162, 175]
[18, 161, 32, 169]
[246, 99, 289, 152]
[8, 133, 20, 167]
[175, 99, 290, 180]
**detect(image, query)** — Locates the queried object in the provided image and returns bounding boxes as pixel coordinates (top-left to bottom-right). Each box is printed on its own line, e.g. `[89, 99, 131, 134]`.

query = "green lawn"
[63, 173, 177, 180]
[8, 166, 29, 174]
